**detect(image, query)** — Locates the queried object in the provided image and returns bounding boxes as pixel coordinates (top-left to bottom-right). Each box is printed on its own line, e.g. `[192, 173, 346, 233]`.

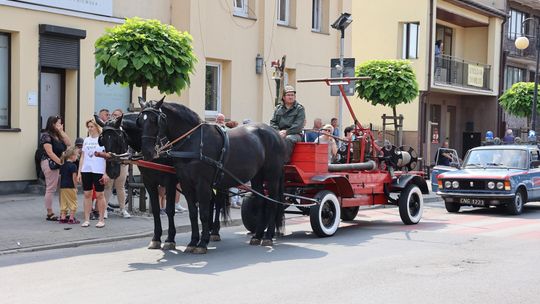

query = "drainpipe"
[420, 0, 435, 170]
[497, 3, 509, 138]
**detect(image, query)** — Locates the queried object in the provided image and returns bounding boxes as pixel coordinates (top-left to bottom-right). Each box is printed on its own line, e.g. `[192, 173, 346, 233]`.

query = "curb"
[0, 219, 244, 256]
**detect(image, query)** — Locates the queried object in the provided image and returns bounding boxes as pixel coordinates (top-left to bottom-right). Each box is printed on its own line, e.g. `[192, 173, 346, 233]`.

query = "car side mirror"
[450, 162, 460, 168]
[530, 160, 540, 168]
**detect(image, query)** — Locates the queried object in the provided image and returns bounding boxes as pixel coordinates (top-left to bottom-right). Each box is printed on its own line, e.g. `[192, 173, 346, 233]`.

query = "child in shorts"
[59, 147, 80, 224]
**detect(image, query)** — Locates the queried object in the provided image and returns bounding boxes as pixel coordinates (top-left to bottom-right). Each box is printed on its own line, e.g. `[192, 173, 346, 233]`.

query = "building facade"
[351, 0, 506, 164]
[501, 0, 540, 136]
[0, 0, 350, 192]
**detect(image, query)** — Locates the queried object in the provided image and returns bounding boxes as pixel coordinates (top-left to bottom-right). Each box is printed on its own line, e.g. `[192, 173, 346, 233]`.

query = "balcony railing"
[434, 55, 491, 91]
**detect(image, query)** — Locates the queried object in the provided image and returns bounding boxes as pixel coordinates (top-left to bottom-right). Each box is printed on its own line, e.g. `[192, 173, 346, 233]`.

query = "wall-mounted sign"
[10, 0, 113, 16]
[467, 65, 484, 88]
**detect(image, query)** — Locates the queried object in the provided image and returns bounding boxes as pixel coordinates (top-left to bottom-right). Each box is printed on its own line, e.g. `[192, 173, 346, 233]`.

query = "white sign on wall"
[467, 65, 485, 88]
[11, 0, 113, 16]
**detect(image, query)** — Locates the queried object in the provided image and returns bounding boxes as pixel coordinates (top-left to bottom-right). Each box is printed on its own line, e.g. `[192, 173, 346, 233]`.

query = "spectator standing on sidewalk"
[503, 129, 515, 144]
[58, 147, 80, 224]
[78, 119, 109, 228]
[40, 115, 71, 221]
[98, 108, 110, 122]
[103, 109, 131, 218]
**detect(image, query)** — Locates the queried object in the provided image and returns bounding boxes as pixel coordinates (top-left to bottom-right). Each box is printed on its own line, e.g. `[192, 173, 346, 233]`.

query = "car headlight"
[445, 181, 452, 189]
[452, 181, 459, 189]
[496, 182, 504, 190]
[488, 181, 495, 189]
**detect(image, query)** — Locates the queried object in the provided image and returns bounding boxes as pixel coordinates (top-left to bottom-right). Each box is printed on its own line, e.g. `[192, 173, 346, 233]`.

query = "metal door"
[40, 72, 61, 130]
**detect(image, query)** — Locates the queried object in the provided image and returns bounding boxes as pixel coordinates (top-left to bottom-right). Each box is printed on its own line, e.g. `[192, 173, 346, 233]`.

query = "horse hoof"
[261, 239, 273, 247]
[210, 234, 221, 242]
[148, 241, 161, 250]
[192, 247, 208, 254]
[162, 242, 176, 250]
[249, 238, 261, 246]
[184, 246, 196, 253]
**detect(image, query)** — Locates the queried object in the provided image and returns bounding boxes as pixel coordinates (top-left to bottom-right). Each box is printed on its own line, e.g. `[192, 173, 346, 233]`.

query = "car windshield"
[463, 149, 527, 169]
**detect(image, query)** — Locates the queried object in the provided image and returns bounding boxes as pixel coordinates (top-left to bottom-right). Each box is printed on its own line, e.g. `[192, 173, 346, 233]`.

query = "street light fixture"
[331, 12, 353, 136]
[515, 18, 540, 137]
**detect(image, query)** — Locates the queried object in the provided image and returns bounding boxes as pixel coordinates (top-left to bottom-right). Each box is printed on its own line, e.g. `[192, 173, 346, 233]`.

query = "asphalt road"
[1, 203, 540, 304]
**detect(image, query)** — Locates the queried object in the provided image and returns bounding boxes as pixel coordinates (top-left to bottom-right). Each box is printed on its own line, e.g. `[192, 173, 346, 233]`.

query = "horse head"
[96, 114, 128, 179]
[138, 96, 167, 161]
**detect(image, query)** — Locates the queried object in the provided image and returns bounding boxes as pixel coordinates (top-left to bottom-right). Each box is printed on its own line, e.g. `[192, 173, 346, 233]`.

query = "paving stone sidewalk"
[0, 190, 442, 255]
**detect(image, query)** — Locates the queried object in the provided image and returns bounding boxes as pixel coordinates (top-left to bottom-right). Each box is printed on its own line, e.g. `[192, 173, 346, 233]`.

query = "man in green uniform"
[270, 85, 306, 157]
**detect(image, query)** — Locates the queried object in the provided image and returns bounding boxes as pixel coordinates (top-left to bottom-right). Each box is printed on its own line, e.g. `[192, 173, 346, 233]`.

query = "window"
[504, 66, 525, 90]
[436, 24, 453, 56]
[0, 33, 10, 128]
[312, 0, 322, 31]
[277, 0, 289, 25]
[233, 0, 248, 17]
[205, 63, 221, 116]
[94, 73, 131, 113]
[402, 23, 419, 59]
[508, 9, 527, 40]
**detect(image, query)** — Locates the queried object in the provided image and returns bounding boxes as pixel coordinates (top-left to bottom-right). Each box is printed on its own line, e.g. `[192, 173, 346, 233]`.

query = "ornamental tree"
[355, 60, 419, 144]
[499, 82, 537, 120]
[94, 17, 197, 99]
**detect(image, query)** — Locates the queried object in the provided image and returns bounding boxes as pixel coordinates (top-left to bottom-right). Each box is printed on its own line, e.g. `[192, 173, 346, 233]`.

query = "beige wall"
[148, 0, 350, 128]
[113, 0, 171, 24]
[351, 0, 430, 131]
[0, 0, 349, 182]
[0, 5, 121, 181]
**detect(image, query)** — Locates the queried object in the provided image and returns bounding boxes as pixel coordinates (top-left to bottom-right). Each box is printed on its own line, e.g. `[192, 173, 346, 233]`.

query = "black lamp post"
[515, 18, 540, 136]
[331, 12, 353, 136]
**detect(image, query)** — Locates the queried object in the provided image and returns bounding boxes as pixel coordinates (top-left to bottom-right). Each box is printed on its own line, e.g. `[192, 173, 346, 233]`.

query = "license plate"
[460, 198, 485, 206]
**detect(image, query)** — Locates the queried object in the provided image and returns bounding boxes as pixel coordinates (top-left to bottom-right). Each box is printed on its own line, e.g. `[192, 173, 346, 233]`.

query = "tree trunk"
[142, 84, 147, 101]
[392, 106, 398, 146]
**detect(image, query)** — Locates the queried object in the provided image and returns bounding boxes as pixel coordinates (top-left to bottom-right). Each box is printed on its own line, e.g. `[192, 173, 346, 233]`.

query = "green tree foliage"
[94, 17, 197, 98]
[499, 82, 536, 118]
[355, 60, 419, 144]
[355, 60, 419, 108]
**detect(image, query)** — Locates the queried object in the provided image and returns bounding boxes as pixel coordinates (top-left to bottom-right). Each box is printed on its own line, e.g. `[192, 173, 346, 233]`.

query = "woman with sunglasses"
[316, 124, 338, 163]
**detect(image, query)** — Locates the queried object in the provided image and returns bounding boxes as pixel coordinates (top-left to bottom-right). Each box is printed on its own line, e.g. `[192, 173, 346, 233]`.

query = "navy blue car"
[436, 145, 540, 215]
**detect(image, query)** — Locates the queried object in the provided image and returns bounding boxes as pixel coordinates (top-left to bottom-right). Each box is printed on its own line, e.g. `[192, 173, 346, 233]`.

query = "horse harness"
[141, 107, 318, 207]
[166, 124, 230, 188]
[141, 106, 230, 188]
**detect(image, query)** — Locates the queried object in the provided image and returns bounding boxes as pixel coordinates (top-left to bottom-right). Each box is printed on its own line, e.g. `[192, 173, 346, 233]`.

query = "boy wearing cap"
[270, 85, 305, 156]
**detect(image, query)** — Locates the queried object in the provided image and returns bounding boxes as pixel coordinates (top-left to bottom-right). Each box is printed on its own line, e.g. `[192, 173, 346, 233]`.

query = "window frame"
[277, 0, 290, 26]
[508, 9, 527, 40]
[504, 65, 526, 90]
[402, 22, 419, 59]
[233, 0, 248, 17]
[0, 32, 11, 129]
[205, 62, 222, 117]
[312, 0, 322, 32]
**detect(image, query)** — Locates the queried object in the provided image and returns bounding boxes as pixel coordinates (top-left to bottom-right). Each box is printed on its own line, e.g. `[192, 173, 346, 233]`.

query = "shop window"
[94, 73, 131, 113]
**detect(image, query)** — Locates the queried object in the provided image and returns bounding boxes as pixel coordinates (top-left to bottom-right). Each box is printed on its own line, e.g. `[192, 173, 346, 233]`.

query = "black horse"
[138, 97, 286, 253]
[96, 114, 180, 250]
